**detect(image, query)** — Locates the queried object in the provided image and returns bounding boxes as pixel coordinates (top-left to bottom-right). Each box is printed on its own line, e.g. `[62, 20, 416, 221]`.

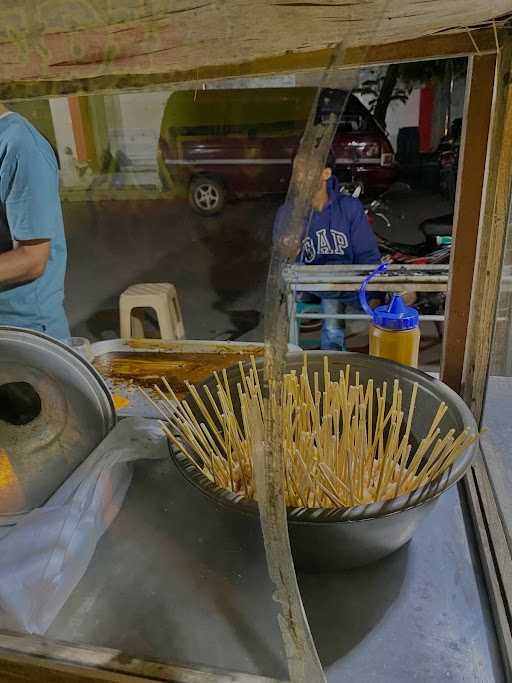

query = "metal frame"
[283, 264, 448, 346]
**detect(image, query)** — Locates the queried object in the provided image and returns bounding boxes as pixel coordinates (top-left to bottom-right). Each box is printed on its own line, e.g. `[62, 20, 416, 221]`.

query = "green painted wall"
[160, 87, 316, 137]
[8, 99, 56, 147]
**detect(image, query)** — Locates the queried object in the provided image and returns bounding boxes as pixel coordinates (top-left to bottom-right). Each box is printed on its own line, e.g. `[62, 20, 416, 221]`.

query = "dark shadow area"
[82, 308, 119, 340]
[299, 546, 408, 666]
[212, 308, 261, 341]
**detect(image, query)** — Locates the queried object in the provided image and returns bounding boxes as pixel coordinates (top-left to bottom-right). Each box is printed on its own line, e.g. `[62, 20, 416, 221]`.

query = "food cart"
[0, 3, 511, 681]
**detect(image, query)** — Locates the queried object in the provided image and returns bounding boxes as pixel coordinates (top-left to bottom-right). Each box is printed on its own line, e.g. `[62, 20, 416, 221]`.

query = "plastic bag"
[0, 417, 166, 634]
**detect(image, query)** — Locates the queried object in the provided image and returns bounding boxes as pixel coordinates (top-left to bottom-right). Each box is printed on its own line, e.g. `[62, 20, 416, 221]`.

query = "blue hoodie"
[273, 177, 381, 266]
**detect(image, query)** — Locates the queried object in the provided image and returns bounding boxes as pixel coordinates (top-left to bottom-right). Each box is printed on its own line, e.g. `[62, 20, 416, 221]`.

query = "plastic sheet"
[0, 418, 165, 634]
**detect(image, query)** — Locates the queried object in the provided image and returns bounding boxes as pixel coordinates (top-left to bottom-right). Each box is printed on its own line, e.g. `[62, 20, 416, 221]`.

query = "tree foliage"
[355, 58, 467, 126]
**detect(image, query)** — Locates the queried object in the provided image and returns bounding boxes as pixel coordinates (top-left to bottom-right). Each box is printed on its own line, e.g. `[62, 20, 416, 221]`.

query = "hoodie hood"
[272, 174, 380, 269]
[326, 174, 342, 200]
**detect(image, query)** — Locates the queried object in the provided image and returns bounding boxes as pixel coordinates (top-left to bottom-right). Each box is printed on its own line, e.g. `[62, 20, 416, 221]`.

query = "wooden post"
[456, 37, 512, 674]
[462, 37, 512, 422]
[68, 95, 98, 169]
[440, 53, 496, 392]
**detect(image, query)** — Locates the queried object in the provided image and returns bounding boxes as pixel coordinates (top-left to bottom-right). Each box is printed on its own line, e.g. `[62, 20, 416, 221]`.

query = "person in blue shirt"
[0, 105, 70, 339]
[274, 151, 381, 350]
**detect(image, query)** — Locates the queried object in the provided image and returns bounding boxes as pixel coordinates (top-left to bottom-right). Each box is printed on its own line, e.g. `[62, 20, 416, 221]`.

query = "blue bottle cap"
[372, 294, 419, 331]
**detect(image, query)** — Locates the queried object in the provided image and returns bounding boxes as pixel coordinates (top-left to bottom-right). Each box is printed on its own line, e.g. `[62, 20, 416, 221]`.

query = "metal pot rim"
[169, 351, 478, 524]
[170, 445, 472, 524]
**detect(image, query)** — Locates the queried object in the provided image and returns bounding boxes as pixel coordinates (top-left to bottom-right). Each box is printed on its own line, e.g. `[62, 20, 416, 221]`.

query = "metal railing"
[282, 264, 449, 346]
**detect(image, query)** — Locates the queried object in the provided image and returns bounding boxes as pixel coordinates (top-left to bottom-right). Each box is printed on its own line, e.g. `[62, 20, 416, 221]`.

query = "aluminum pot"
[0, 326, 116, 525]
[169, 352, 477, 571]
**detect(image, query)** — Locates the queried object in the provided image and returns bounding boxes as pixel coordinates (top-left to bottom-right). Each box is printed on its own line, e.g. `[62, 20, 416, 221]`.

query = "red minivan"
[158, 87, 397, 215]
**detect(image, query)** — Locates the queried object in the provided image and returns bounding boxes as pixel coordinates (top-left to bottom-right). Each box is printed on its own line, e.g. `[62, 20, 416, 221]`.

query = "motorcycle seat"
[420, 214, 453, 238]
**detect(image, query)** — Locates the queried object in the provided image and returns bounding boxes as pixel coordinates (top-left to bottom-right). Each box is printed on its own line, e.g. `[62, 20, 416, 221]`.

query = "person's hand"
[401, 292, 417, 306]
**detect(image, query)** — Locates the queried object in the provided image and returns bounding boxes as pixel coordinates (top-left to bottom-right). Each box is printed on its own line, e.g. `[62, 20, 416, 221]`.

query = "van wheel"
[189, 177, 226, 216]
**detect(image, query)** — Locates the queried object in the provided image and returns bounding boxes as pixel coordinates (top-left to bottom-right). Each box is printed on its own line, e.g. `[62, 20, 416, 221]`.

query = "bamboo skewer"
[146, 356, 477, 509]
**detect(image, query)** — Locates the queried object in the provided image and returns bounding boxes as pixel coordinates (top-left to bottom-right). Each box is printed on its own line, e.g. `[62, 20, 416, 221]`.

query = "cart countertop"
[45, 424, 503, 682]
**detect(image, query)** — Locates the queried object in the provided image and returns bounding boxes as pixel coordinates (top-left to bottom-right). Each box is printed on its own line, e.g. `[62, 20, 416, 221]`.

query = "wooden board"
[0, 3, 507, 84]
[0, 23, 503, 99]
[440, 53, 497, 392]
[0, 631, 285, 683]
[462, 37, 512, 422]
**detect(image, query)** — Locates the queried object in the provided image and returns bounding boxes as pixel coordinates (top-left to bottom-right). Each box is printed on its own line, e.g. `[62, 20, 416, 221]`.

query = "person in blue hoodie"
[273, 151, 381, 350]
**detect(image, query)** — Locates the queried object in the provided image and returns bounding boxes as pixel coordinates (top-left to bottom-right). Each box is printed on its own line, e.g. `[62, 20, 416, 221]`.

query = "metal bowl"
[170, 352, 478, 571]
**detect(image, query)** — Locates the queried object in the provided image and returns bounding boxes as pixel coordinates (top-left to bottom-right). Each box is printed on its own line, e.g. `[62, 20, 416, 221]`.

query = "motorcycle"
[375, 215, 452, 265]
[361, 182, 453, 264]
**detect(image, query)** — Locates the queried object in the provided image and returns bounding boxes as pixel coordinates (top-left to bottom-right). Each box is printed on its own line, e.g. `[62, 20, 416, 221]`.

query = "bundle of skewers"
[142, 356, 477, 508]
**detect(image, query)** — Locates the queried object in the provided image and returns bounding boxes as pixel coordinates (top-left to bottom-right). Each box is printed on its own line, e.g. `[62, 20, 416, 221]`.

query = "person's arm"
[2, 133, 60, 284]
[350, 199, 381, 264]
[0, 239, 50, 284]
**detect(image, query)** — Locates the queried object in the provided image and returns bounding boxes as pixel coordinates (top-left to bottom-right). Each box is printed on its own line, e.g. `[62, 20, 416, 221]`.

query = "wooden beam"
[1, 27, 500, 101]
[0, 631, 287, 683]
[441, 53, 497, 392]
[462, 36, 512, 422]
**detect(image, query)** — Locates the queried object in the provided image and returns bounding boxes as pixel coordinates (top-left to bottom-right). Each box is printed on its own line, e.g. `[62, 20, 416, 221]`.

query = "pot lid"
[0, 327, 115, 524]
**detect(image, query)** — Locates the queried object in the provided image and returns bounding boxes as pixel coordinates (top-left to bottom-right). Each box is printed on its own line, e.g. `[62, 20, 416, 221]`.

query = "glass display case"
[0, 9, 510, 683]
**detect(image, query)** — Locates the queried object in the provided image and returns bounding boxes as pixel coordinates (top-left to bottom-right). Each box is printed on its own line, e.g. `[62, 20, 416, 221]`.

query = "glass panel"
[481, 197, 512, 537]
[1, 74, 362, 675]
[0, 57, 502, 683]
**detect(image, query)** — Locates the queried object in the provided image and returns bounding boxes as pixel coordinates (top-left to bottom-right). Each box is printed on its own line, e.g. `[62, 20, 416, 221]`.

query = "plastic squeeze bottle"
[359, 263, 420, 368]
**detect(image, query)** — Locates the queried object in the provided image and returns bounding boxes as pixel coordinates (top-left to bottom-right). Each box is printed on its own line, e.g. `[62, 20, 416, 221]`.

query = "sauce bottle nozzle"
[358, 262, 387, 318]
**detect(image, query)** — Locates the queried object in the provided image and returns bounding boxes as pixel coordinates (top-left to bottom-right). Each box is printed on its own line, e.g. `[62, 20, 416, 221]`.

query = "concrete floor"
[65, 195, 275, 342]
[63, 188, 451, 365]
